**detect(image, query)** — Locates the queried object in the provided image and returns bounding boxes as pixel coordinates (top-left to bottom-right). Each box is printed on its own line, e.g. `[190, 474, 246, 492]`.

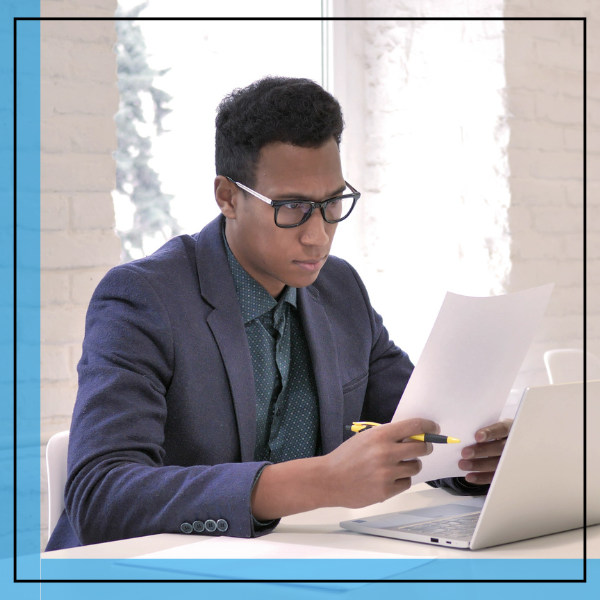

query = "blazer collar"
[195, 215, 256, 462]
[195, 215, 238, 311]
[297, 285, 344, 454]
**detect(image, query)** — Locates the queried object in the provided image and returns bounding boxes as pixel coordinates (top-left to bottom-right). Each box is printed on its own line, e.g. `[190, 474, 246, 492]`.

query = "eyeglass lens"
[276, 196, 355, 226]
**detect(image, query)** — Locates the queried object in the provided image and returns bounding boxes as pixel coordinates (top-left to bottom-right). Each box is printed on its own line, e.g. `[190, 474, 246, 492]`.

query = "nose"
[298, 206, 332, 247]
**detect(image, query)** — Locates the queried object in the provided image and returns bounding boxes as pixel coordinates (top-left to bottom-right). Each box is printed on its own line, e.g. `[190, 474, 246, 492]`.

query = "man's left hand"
[458, 420, 513, 485]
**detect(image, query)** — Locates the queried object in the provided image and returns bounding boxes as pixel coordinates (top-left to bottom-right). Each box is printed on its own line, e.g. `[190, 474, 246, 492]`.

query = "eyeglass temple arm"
[227, 176, 360, 204]
[226, 177, 273, 206]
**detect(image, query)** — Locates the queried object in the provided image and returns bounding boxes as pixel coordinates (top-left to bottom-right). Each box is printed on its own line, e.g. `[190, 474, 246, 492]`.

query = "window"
[114, 0, 324, 256]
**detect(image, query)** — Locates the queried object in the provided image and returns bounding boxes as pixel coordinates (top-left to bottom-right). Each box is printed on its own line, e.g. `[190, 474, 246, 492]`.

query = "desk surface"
[42, 485, 599, 560]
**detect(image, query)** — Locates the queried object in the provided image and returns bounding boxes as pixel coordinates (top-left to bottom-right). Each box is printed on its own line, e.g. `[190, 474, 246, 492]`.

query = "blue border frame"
[3, 7, 598, 599]
[15, 10, 41, 569]
[2, 1, 41, 598]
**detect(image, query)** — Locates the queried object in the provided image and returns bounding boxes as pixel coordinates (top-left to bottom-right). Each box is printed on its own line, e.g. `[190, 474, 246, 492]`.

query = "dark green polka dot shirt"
[223, 231, 321, 463]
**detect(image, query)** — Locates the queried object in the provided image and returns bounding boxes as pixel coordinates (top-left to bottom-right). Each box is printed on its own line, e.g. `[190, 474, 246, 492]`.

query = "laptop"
[340, 380, 599, 550]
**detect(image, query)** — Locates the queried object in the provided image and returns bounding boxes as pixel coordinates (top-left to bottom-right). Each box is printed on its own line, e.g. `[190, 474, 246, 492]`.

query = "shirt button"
[205, 519, 217, 532]
[193, 520, 205, 533]
[216, 519, 228, 532]
[180, 522, 193, 534]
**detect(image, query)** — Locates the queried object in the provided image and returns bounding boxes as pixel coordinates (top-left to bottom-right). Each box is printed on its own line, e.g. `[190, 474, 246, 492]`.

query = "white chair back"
[543, 349, 600, 384]
[46, 430, 70, 539]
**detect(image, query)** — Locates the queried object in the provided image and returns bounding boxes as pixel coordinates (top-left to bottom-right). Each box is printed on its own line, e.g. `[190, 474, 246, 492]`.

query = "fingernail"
[465, 473, 478, 483]
[476, 430, 488, 443]
[460, 460, 473, 470]
[462, 448, 474, 459]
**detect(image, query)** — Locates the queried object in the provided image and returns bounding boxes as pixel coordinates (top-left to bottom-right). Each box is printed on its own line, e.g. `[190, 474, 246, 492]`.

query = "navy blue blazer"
[46, 215, 414, 550]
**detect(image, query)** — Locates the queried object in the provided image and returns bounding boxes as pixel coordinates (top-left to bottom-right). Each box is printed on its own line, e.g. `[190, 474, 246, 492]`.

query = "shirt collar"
[222, 224, 297, 323]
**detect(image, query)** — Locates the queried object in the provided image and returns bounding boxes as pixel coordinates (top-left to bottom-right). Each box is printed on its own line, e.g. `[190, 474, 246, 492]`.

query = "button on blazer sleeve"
[65, 264, 275, 546]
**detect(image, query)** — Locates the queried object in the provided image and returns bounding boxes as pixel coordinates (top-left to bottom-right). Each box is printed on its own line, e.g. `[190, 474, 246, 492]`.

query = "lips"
[293, 257, 326, 272]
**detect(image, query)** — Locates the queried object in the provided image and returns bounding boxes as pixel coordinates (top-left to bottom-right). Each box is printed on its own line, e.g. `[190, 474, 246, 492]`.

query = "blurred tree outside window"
[114, 1, 180, 262]
[113, 0, 323, 259]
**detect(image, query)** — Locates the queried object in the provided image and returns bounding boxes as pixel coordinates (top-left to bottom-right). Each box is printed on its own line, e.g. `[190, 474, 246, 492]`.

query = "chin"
[291, 271, 322, 288]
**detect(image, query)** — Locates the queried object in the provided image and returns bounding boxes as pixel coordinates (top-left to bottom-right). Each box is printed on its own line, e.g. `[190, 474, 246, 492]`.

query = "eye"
[282, 202, 310, 213]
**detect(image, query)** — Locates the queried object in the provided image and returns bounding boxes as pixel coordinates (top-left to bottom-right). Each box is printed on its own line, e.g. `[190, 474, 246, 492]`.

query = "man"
[46, 77, 510, 551]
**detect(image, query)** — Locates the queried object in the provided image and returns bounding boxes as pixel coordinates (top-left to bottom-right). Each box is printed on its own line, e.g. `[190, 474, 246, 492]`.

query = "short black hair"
[215, 76, 344, 187]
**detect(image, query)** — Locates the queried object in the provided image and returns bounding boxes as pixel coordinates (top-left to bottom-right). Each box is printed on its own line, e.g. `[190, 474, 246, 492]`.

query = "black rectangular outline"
[13, 15, 588, 585]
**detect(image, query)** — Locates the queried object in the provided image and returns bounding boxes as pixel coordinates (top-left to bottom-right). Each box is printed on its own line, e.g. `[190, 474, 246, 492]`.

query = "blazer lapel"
[298, 286, 344, 454]
[195, 216, 256, 462]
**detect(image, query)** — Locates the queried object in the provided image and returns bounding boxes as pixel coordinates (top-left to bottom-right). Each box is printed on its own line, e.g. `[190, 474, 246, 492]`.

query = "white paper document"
[392, 284, 554, 483]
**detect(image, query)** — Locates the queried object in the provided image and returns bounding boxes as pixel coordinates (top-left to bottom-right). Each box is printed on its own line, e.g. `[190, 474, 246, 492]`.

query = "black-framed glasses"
[226, 176, 361, 228]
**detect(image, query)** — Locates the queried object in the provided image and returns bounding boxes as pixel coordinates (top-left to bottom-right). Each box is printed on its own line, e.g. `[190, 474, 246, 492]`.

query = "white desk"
[42, 484, 599, 560]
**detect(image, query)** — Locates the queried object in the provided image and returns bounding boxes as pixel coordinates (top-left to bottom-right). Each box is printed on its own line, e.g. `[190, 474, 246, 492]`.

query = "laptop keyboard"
[395, 511, 481, 540]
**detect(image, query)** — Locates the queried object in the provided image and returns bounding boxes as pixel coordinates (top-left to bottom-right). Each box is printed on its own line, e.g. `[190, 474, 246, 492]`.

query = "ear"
[214, 175, 238, 219]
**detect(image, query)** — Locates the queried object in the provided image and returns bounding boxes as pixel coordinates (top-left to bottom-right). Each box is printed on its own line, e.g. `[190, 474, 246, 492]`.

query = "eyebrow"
[272, 183, 348, 202]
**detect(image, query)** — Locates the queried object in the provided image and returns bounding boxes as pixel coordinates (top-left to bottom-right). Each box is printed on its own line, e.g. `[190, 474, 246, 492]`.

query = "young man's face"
[216, 138, 346, 298]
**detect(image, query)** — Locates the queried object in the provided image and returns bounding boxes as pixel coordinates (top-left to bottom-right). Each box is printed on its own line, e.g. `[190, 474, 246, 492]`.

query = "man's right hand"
[250, 418, 439, 522]
[320, 418, 440, 509]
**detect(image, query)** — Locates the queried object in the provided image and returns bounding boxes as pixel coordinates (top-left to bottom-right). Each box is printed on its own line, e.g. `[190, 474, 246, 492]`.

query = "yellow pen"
[409, 433, 461, 444]
[345, 422, 460, 443]
[345, 421, 381, 433]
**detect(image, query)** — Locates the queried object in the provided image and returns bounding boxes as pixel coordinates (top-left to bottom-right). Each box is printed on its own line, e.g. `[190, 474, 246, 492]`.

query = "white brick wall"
[504, 1, 588, 390]
[40, 0, 120, 550]
[333, 0, 508, 361]
[332, 1, 593, 393]
[586, 0, 600, 363]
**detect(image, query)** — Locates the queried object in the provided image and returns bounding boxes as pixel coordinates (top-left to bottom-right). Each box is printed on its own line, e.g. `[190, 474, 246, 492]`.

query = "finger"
[388, 477, 413, 497]
[465, 471, 494, 485]
[392, 458, 422, 479]
[474, 419, 513, 443]
[392, 441, 433, 462]
[461, 438, 506, 460]
[388, 442, 433, 465]
[458, 456, 500, 474]
[370, 461, 421, 503]
[383, 418, 441, 442]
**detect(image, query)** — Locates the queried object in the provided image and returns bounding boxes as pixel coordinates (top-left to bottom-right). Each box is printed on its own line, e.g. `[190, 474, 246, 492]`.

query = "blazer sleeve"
[65, 266, 278, 546]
